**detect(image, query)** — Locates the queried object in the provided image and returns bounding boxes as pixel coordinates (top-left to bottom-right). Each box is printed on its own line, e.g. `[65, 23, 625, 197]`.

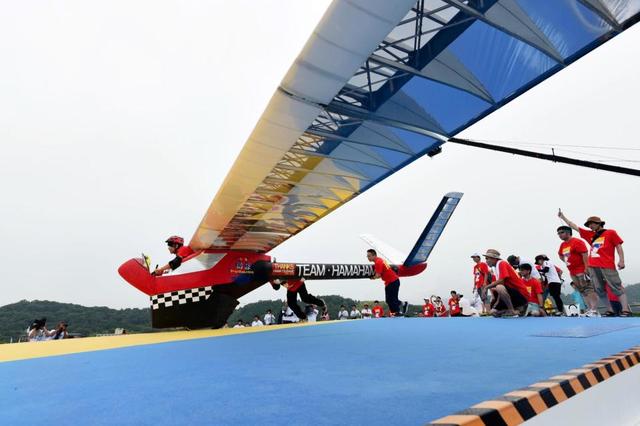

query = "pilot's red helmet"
[165, 236, 184, 246]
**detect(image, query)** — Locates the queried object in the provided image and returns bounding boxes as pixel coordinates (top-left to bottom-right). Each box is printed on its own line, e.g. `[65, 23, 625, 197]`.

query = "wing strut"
[448, 137, 640, 178]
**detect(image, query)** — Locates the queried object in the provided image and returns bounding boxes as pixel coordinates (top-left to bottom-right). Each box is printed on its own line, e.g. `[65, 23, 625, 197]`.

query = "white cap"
[470, 253, 481, 258]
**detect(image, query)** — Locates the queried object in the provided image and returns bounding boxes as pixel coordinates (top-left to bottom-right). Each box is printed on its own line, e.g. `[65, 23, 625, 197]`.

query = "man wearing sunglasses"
[153, 235, 195, 276]
[556, 225, 598, 316]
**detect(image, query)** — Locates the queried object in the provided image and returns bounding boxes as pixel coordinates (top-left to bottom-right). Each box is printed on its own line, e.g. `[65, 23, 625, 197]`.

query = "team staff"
[367, 249, 408, 316]
[558, 210, 631, 317]
[556, 225, 599, 316]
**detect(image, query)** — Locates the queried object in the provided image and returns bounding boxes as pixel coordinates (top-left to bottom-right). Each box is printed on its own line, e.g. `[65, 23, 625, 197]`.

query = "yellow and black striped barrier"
[429, 345, 640, 425]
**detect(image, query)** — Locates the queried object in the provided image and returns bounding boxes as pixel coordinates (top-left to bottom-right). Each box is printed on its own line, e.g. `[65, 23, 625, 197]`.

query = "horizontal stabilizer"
[403, 192, 463, 266]
[360, 234, 407, 265]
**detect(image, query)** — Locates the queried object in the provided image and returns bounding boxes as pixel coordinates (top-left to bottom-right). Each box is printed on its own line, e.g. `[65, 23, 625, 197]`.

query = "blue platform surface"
[1, 318, 640, 426]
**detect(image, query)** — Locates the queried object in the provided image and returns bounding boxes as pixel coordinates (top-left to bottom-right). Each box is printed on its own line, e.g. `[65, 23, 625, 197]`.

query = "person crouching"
[483, 249, 529, 317]
[519, 264, 545, 317]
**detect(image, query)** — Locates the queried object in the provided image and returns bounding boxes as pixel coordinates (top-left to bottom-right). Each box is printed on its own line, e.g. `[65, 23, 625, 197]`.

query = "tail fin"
[403, 192, 463, 266]
[359, 234, 407, 265]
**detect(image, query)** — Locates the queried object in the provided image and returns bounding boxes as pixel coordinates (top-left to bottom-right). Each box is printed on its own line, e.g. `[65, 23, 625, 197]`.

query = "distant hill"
[0, 300, 151, 343]
[0, 296, 422, 343]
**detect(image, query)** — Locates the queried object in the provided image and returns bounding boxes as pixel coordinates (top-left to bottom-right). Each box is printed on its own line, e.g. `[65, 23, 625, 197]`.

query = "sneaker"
[585, 310, 599, 318]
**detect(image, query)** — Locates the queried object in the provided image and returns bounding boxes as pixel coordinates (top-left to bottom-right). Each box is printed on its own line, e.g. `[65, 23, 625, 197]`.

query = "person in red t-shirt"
[367, 249, 407, 316]
[422, 298, 435, 317]
[275, 278, 326, 321]
[483, 249, 528, 317]
[519, 263, 545, 317]
[471, 253, 491, 314]
[153, 235, 195, 275]
[448, 291, 462, 317]
[558, 210, 630, 316]
[556, 225, 599, 315]
[372, 301, 385, 318]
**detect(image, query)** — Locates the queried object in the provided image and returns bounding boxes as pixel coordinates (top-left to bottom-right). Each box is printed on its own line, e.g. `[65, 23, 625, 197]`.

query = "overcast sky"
[1, 1, 639, 309]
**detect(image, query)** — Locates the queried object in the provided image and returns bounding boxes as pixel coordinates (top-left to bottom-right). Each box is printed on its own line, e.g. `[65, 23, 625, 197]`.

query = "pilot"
[153, 236, 195, 276]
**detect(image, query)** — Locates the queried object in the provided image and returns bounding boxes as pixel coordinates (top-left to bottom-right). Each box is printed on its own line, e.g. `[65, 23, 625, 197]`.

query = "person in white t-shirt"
[337, 305, 349, 320]
[535, 254, 564, 315]
[233, 319, 245, 328]
[251, 316, 264, 327]
[361, 304, 372, 319]
[349, 305, 361, 319]
[305, 305, 319, 322]
[282, 307, 300, 324]
[263, 309, 276, 325]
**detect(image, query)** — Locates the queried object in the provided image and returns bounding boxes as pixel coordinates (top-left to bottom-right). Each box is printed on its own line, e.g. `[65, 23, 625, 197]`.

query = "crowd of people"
[233, 211, 632, 323]
[27, 318, 69, 342]
[457, 210, 631, 318]
[227, 300, 394, 328]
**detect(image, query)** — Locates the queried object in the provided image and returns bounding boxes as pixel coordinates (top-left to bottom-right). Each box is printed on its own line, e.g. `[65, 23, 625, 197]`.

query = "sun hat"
[483, 249, 501, 259]
[584, 216, 605, 227]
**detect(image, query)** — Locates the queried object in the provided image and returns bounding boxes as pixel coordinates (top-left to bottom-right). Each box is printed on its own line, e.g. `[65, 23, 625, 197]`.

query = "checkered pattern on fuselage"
[150, 286, 213, 310]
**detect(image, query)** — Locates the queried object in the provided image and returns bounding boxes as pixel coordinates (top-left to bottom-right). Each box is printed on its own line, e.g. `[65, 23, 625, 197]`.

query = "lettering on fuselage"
[294, 263, 374, 279]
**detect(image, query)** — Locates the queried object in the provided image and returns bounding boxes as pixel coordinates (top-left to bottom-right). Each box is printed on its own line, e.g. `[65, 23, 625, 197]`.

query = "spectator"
[459, 296, 480, 317]
[361, 304, 372, 319]
[233, 319, 245, 328]
[372, 301, 385, 318]
[282, 306, 300, 324]
[422, 297, 435, 317]
[337, 305, 349, 320]
[263, 309, 276, 326]
[484, 249, 529, 317]
[251, 315, 264, 327]
[27, 318, 52, 342]
[557, 225, 599, 317]
[320, 307, 330, 321]
[558, 210, 631, 316]
[471, 253, 491, 314]
[50, 321, 69, 340]
[367, 249, 408, 316]
[349, 305, 361, 319]
[433, 296, 447, 317]
[519, 264, 545, 317]
[506, 254, 542, 280]
[535, 255, 564, 316]
[305, 305, 319, 322]
[448, 291, 462, 317]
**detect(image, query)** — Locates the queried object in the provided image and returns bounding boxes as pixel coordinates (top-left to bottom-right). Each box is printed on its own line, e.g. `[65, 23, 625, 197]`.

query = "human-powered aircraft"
[119, 0, 640, 328]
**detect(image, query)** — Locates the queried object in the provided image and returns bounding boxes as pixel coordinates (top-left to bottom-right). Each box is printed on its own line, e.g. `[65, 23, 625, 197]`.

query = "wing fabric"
[191, 0, 640, 252]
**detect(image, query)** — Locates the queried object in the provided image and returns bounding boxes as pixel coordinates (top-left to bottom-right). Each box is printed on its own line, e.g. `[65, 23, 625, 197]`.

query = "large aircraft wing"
[191, 0, 640, 251]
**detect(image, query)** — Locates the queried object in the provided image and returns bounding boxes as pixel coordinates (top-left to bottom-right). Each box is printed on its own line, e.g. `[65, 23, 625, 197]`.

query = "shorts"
[588, 267, 624, 296]
[494, 285, 528, 310]
[570, 273, 595, 296]
[524, 302, 541, 316]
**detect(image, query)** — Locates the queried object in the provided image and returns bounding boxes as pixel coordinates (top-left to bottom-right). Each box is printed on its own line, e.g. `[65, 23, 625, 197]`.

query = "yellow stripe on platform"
[429, 345, 640, 426]
[0, 321, 338, 363]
